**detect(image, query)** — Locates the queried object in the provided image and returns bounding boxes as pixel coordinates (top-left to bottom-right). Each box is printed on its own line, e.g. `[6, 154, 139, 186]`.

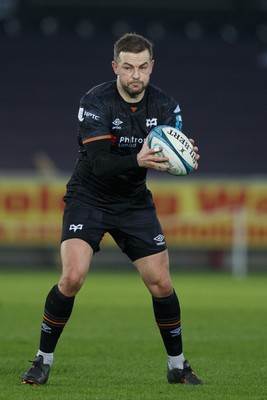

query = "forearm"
[84, 140, 139, 176]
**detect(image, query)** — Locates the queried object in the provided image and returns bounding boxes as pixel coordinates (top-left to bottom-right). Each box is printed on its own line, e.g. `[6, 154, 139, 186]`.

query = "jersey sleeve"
[78, 93, 111, 144]
[77, 91, 139, 177]
[162, 102, 183, 131]
[84, 139, 138, 177]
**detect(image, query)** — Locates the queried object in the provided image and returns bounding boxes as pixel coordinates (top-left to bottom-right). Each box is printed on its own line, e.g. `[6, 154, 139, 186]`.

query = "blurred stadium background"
[1, 0, 267, 274]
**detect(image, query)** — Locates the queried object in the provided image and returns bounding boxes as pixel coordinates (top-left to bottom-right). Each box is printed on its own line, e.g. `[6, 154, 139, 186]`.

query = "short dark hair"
[114, 33, 153, 62]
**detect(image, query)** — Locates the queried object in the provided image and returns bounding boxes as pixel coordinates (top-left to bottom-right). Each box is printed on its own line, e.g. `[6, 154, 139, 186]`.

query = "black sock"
[39, 285, 75, 353]
[152, 290, 183, 356]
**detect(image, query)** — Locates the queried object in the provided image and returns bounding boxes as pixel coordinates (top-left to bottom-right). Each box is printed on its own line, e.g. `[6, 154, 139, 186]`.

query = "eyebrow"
[122, 61, 149, 67]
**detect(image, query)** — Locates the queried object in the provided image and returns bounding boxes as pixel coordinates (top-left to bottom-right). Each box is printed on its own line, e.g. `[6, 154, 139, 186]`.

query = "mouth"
[129, 81, 143, 89]
[121, 80, 146, 98]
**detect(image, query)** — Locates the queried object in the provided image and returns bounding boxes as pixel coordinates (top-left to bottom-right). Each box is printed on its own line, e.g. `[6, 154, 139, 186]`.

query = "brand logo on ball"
[147, 125, 196, 176]
[163, 127, 193, 154]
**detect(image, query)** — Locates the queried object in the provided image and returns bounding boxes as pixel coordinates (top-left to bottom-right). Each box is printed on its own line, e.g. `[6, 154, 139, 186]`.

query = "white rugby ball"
[147, 125, 196, 176]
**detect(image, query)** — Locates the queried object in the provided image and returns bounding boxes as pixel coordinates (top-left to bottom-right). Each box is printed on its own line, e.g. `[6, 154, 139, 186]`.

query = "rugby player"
[22, 33, 203, 386]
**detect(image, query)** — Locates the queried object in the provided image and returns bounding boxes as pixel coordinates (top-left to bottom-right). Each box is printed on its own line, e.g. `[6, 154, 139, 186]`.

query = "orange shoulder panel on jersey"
[82, 135, 112, 144]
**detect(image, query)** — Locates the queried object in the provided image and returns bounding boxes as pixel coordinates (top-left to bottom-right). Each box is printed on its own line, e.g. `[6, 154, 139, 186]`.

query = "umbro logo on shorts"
[153, 234, 165, 246]
[69, 224, 83, 232]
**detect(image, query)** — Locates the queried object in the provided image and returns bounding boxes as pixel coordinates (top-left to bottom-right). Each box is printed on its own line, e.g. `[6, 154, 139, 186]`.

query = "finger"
[153, 146, 162, 153]
[147, 147, 160, 155]
[154, 155, 169, 162]
[153, 161, 170, 171]
[155, 164, 168, 171]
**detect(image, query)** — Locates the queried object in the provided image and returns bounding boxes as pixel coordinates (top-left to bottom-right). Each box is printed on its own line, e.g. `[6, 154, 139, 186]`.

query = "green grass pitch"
[0, 269, 266, 400]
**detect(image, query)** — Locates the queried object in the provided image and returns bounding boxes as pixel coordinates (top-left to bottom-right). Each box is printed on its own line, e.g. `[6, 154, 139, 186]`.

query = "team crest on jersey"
[146, 118, 157, 128]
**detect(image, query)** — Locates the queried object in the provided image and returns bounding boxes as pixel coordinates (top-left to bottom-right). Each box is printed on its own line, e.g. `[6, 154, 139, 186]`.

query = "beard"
[120, 80, 147, 99]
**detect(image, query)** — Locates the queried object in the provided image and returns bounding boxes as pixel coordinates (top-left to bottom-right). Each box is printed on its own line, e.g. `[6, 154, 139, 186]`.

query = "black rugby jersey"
[66, 80, 182, 208]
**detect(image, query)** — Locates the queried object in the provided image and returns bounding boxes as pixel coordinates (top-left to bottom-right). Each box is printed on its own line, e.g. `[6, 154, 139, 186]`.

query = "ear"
[150, 59, 155, 73]
[111, 61, 118, 75]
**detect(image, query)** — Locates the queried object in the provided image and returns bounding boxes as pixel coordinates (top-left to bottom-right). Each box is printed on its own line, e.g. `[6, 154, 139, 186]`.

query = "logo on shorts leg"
[69, 224, 83, 232]
[153, 234, 165, 246]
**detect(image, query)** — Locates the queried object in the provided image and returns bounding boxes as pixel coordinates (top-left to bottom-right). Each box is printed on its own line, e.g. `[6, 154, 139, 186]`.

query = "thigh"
[133, 249, 173, 297]
[61, 238, 93, 278]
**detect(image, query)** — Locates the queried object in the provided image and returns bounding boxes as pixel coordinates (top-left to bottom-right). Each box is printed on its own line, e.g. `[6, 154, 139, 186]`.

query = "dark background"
[1, 0, 267, 175]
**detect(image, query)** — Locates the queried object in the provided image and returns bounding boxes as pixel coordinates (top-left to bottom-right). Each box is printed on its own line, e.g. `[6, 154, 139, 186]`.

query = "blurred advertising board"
[0, 176, 267, 248]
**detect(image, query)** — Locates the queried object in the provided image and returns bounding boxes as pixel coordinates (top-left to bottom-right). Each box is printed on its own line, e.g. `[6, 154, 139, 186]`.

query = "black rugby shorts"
[61, 198, 167, 262]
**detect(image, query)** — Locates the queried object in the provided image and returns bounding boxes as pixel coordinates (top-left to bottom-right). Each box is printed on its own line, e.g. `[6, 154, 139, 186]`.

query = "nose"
[132, 67, 140, 79]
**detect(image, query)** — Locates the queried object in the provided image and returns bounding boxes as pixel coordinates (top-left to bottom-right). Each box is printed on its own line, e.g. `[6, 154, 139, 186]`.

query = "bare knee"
[134, 250, 173, 298]
[59, 239, 92, 297]
[146, 274, 173, 298]
[58, 270, 85, 296]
